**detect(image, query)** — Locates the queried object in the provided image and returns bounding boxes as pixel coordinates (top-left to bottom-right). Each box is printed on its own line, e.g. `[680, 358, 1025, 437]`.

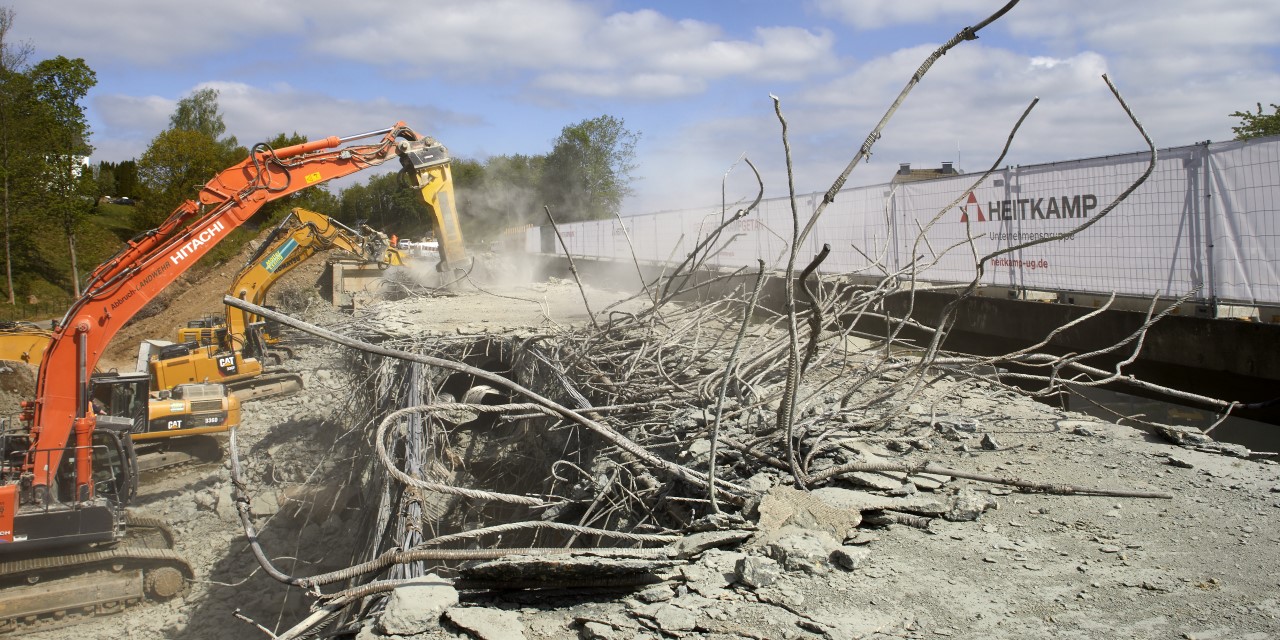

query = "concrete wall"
[881, 291, 1280, 381]
[331, 260, 391, 308]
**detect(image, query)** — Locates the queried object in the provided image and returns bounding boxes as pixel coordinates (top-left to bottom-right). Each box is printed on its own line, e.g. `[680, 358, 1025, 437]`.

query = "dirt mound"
[0, 360, 36, 416]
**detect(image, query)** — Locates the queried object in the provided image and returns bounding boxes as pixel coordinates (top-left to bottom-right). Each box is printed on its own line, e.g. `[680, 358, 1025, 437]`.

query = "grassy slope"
[1, 203, 255, 322]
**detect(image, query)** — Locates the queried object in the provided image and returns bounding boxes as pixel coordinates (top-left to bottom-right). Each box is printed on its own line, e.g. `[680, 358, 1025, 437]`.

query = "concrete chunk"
[735, 555, 781, 588]
[670, 530, 752, 559]
[444, 607, 526, 640]
[379, 575, 458, 636]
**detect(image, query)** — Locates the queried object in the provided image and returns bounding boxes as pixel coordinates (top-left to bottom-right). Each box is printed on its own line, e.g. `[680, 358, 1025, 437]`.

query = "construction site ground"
[4, 249, 1280, 640]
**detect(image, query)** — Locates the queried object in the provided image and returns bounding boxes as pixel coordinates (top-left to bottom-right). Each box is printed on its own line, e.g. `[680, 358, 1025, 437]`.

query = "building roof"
[890, 162, 962, 184]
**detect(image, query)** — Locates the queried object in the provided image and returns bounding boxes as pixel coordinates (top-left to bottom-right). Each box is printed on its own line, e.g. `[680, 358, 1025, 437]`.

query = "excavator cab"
[83, 417, 138, 505]
[91, 371, 150, 434]
[90, 370, 240, 442]
[242, 322, 271, 363]
[0, 410, 137, 548]
[178, 317, 226, 347]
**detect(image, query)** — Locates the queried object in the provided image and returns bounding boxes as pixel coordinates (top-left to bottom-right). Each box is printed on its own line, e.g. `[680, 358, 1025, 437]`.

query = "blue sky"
[11, 0, 1280, 214]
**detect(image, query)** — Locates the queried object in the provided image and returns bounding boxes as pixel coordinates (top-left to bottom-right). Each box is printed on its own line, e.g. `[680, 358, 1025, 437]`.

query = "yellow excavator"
[0, 321, 53, 366]
[143, 209, 407, 401]
[0, 324, 241, 451]
[147, 143, 468, 402]
[174, 208, 406, 352]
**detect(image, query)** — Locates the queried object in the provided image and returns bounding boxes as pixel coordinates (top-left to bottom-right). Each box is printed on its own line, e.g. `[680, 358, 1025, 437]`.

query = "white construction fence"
[528, 136, 1280, 308]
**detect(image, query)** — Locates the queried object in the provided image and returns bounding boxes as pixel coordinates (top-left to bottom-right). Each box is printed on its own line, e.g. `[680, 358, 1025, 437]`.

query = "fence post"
[1200, 140, 1217, 317]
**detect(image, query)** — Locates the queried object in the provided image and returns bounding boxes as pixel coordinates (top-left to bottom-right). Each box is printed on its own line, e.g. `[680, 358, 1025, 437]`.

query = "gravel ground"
[8, 269, 1280, 640]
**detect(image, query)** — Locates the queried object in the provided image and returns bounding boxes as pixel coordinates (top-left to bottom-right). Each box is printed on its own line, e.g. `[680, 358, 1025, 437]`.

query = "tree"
[135, 128, 230, 229]
[171, 87, 239, 154]
[94, 160, 116, 198]
[115, 159, 139, 198]
[0, 6, 33, 304]
[134, 89, 245, 230]
[539, 115, 639, 222]
[1230, 103, 1280, 141]
[28, 55, 96, 297]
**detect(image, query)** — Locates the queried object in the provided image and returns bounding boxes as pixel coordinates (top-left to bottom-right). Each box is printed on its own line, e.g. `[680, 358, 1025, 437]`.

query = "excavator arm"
[21, 122, 439, 504]
[221, 207, 406, 343]
[398, 141, 467, 270]
[182, 136, 469, 354]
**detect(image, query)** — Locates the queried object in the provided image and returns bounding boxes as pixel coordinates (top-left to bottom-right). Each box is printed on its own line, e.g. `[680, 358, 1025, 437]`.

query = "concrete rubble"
[18, 264, 1280, 640]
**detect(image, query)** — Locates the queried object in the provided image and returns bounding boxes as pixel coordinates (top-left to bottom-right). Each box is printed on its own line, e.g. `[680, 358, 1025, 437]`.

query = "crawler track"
[135, 435, 225, 476]
[228, 370, 304, 402]
[0, 514, 193, 634]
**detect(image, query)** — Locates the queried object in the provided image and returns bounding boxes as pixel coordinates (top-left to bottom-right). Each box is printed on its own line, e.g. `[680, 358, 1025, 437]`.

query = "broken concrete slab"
[831, 545, 872, 571]
[766, 528, 841, 574]
[943, 488, 999, 522]
[735, 555, 781, 589]
[444, 607, 526, 640]
[756, 485, 864, 542]
[669, 529, 753, 559]
[379, 575, 458, 636]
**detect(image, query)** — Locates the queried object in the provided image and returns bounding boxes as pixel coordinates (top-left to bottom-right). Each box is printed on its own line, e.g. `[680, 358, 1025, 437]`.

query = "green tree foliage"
[93, 159, 139, 200]
[539, 115, 638, 222]
[115, 159, 139, 198]
[0, 5, 34, 303]
[135, 128, 230, 229]
[134, 89, 247, 229]
[337, 171, 436, 240]
[171, 87, 239, 155]
[94, 160, 115, 198]
[1230, 103, 1280, 141]
[27, 55, 96, 296]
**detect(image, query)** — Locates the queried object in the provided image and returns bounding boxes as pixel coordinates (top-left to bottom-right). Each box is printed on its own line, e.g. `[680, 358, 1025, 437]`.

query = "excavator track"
[0, 514, 193, 634]
[228, 369, 304, 402]
[135, 435, 225, 476]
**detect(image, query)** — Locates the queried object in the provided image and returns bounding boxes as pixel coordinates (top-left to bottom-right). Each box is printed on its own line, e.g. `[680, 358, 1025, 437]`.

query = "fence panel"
[534, 137, 1280, 307]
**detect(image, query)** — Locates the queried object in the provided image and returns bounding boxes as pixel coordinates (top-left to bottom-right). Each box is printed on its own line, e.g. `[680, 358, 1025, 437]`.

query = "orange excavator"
[145, 138, 468, 403]
[0, 122, 456, 629]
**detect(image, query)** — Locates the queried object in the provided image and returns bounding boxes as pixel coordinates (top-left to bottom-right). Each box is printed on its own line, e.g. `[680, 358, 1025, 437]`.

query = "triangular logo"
[960, 192, 985, 223]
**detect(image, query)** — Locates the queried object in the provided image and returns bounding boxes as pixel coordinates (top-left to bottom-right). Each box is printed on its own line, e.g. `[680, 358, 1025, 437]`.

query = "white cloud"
[1005, 0, 1280, 50]
[312, 3, 837, 97]
[534, 73, 706, 99]
[94, 94, 175, 137]
[312, 0, 599, 72]
[732, 35, 1280, 204]
[16, 1, 836, 100]
[88, 82, 479, 162]
[812, 0, 996, 29]
[14, 0, 303, 65]
[194, 81, 480, 146]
